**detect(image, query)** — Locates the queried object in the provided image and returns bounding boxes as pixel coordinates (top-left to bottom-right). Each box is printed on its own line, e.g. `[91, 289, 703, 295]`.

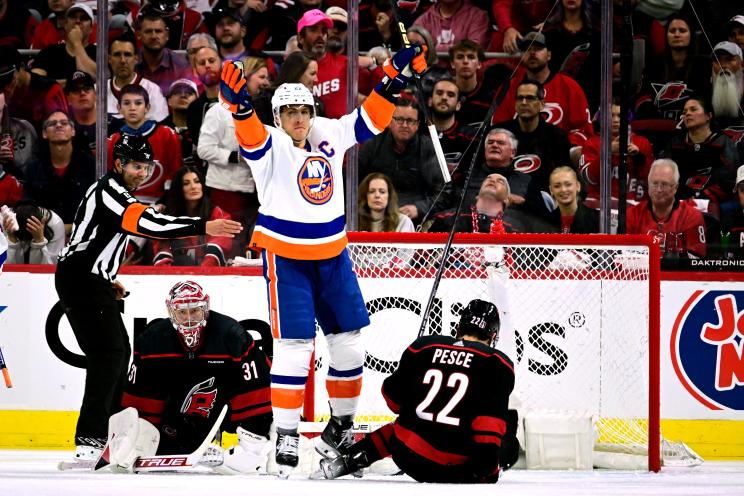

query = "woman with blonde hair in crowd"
[548, 166, 598, 234]
[358, 173, 414, 232]
[242, 55, 271, 97]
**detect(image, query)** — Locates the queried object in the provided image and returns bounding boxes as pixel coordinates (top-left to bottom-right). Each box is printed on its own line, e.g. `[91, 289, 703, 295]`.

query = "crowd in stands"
[1, 0, 743, 270]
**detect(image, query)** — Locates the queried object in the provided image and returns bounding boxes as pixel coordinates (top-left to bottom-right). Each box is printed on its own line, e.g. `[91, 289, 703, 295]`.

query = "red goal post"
[306, 232, 661, 472]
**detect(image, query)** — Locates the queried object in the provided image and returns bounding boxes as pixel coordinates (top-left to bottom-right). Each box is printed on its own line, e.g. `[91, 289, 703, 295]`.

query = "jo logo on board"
[671, 290, 744, 410]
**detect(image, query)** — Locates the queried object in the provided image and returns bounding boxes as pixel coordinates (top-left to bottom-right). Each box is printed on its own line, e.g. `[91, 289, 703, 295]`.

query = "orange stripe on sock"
[326, 377, 362, 399]
[271, 387, 305, 409]
[266, 252, 281, 339]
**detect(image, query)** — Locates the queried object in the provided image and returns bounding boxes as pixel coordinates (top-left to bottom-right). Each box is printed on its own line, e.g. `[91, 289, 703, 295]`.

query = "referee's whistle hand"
[206, 218, 243, 237]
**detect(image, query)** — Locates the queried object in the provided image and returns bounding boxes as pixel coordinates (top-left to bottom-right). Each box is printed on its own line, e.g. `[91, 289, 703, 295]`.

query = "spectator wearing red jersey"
[0, 46, 68, 130]
[153, 166, 233, 266]
[580, 100, 654, 209]
[628, 159, 707, 265]
[298, 9, 382, 119]
[491, 32, 594, 148]
[107, 84, 182, 206]
[413, 0, 489, 52]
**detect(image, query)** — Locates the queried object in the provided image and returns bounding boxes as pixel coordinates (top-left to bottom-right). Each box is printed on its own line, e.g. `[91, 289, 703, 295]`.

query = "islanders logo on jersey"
[297, 156, 334, 205]
[671, 290, 744, 410]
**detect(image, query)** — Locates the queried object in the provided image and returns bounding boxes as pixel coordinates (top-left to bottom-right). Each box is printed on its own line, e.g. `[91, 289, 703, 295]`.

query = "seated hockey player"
[107, 280, 273, 474]
[319, 299, 519, 483]
[218, 42, 429, 476]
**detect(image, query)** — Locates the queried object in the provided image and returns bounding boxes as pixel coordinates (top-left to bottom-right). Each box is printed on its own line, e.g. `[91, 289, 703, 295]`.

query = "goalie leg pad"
[325, 331, 363, 417]
[271, 339, 313, 431]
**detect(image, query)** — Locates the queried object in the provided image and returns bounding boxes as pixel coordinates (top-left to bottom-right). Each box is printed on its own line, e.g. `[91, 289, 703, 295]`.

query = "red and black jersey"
[381, 335, 514, 479]
[122, 312, 272, 454]
[107, 122, 183, 204]
[660, 132, 739, 205]
[438, 120, 478, 172]
[580, 133, 654, 205]
[314, 52, 383, 119]
[152, 207, 233, 267]
[627, 199, 707, 258]
[491, 70, 594, 146]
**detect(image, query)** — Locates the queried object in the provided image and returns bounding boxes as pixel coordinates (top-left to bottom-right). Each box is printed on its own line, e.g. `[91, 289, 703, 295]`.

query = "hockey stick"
[417, 75, 514, 337]
[0, 346, 12, 388]
[132, 404, 228, 473]
[387, 1, 450, 184]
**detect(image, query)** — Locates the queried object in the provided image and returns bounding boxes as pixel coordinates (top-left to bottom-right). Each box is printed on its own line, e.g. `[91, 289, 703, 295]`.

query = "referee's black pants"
[55, 263, 131, 445]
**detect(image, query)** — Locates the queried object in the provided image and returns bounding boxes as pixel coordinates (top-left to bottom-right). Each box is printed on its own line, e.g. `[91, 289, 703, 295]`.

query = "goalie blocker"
[106, 281, 273, 474]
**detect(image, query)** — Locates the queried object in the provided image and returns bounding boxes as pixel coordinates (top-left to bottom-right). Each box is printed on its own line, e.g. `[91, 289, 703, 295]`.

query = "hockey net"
[309, 232, 670, 471]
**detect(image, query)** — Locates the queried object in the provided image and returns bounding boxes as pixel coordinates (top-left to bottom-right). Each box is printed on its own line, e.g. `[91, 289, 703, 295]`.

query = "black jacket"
[548, 203, 600, 234]
[23, 146, 96, 224]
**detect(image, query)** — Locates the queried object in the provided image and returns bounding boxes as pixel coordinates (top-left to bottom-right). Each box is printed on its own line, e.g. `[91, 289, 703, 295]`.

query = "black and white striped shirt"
[58, 172, 206, 282]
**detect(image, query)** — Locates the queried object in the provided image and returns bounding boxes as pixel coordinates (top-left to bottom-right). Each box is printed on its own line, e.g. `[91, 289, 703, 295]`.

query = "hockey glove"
[382, 44, 428, 85]
[219, 61, 253, 115]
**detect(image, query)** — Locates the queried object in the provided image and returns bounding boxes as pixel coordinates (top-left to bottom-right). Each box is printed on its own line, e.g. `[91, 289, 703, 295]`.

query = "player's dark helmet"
[113, 135, 155, 165]
[457, 299, 500, 345]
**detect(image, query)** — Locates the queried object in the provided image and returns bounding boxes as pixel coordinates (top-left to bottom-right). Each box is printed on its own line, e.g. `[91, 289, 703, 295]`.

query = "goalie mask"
[457, 299, 500, 346]
[166, 280, 210, 351]
[271, 83, 315, 141]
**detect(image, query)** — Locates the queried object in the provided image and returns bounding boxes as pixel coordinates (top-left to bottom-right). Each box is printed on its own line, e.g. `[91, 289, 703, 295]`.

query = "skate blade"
[315, 441, 340, 460]
[58, 460, 96, 471]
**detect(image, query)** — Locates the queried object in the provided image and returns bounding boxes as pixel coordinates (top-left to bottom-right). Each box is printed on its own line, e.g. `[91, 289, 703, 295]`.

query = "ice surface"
[1, 450, 743, 496]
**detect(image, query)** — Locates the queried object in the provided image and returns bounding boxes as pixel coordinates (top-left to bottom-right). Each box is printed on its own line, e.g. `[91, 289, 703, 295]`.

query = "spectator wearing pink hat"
[297, 9, 383, 119]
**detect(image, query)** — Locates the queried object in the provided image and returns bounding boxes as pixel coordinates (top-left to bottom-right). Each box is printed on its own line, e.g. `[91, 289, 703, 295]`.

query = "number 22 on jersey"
[415, 369, 469, 426]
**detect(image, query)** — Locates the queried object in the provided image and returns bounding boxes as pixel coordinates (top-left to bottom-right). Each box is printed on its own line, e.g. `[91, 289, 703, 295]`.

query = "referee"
[55, 135, 241, 465]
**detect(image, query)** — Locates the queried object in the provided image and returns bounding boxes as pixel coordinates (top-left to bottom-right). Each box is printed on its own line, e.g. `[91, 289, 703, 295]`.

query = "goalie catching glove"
[219, 61, 254, 116]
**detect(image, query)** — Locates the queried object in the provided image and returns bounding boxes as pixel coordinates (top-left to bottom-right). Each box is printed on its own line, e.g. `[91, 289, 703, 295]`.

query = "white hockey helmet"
[271, 83, 316, 136]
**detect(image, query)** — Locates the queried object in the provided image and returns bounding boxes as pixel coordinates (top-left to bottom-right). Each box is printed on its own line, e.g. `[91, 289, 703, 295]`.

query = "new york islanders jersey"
[382, 335, 515, 474]
[234, 92, 394, 260]
[122, 312, 272, 454]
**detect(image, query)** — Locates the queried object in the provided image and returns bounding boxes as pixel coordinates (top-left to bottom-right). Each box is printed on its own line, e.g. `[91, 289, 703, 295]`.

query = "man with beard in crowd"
[187, 46, 221, 152]
[297, 9, 382, 119]
[213, 7, 249, 61]
[710, 41, 744, 130]
[429, 77, 477, 173]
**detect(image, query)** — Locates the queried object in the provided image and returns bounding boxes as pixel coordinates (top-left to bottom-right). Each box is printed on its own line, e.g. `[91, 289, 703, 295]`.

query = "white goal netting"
[308, 233, 669, 471]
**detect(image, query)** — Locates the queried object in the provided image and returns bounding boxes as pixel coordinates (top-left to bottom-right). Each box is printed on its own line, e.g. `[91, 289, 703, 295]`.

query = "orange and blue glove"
[382, 44, 428, 85]
[219, 61, 253, 115]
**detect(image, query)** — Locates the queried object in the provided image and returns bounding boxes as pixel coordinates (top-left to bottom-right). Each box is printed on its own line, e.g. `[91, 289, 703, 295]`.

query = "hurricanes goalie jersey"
[122, 312, 272, 454]
[234, 92, 394, 260]
[382, 335, 515, 473]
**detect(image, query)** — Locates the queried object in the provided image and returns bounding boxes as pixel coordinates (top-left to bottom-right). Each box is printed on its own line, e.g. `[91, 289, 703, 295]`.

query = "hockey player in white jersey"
[219, 44, 428, 477]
